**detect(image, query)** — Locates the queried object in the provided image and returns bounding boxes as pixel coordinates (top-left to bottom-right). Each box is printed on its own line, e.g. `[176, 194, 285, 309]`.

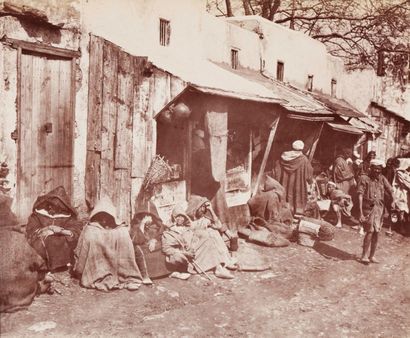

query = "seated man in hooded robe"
[74, 197, 142, 291]
[26, 186, 83, 272]
[162, 204, 235, 279]
[186, 195, 237, 251]
[130, 210, 171, 285]
[248, 175, 293, 225]
[273, 140, 314, 216]
[0, 194, 51, 313]
[246, 175, 294, 240]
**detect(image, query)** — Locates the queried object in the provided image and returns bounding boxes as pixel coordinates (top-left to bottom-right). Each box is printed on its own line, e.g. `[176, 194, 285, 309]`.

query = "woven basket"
[142, 155, 172, 191]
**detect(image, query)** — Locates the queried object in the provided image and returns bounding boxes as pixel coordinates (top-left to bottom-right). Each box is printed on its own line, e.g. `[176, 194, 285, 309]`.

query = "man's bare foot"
[360, 257, 370, 264]
[369, 257, 380, 264]
[142, 277, 153, 285]
[215, 265, 234, 279]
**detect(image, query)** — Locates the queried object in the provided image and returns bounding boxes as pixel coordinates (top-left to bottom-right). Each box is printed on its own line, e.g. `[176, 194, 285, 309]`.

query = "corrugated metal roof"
[148, 54, 286, 105]
[326, 122, 363, 135]
[217, 65, 333, 115]
[340, 115, 381, 134]
[149, 54, 334, 116]
[371, 101, 410, 123]
[312, 92, 366, 118]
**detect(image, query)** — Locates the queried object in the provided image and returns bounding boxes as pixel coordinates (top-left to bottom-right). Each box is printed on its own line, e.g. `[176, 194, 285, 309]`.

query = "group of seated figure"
[1, 167, 341, 313]
[1, 185, 247, 312]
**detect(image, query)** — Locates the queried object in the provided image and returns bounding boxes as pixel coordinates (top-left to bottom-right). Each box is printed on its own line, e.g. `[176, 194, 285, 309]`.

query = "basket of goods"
[142, 155, 173, 191]
[317, 221, 335, 241]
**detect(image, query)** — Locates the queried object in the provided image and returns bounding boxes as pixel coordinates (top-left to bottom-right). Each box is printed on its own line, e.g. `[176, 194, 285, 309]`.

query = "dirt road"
[1, 228, 409, 337]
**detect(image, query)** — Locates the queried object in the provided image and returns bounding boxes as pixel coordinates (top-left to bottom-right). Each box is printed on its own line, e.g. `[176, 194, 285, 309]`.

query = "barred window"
[331, 79, 337, 97]
[307, 75, 314, 92]
[159, 19, 170, 46]
[231, 49, 239, 69]
[277, 61, 284, 81]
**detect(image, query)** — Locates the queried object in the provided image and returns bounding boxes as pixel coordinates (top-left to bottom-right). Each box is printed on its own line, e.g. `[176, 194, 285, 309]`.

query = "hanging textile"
[205, 111, 228, 182]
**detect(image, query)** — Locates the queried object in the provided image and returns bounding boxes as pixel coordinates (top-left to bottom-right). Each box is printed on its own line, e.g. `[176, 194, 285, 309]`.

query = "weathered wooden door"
[18, 51, 74, 220]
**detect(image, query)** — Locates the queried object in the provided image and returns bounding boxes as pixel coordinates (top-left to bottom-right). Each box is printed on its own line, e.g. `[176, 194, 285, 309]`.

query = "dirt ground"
[1, 227, 409, 338]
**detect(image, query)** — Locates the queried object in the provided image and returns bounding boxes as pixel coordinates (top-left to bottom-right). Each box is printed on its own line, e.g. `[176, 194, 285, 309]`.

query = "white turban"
[292, 140, 304, 151]
[370, 159, 385, 168]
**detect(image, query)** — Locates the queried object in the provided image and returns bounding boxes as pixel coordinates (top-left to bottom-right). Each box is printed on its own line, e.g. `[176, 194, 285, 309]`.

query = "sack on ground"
[248, 229, 290, 247]
[236, 241, 271, 271]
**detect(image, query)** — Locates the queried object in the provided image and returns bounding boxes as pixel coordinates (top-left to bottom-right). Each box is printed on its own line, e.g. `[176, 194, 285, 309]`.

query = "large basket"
[142, 155, 172, 191]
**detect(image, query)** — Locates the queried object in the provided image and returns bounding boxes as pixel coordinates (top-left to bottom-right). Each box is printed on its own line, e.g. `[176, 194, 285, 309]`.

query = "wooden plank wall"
[19, 52, 74, 220]
[367, 105, 404, 161]
[85, 35, 103, 209]
[85, 35, 186, 223]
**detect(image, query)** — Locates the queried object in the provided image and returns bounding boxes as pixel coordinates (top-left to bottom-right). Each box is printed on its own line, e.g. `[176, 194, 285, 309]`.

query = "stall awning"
[311, 92, 366, 118]
[149, 54, 334, 119]
[311, 93, 381, 134]
[371, 101, 410, 123]
[149, 54, 286, 106]
[215, 65, 333, 116]
[340, 115, 382, 134]
[326, 122, 363, 135]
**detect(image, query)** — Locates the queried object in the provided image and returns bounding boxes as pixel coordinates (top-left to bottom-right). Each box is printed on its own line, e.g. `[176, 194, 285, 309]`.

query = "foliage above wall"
[208, 0, 410, 91]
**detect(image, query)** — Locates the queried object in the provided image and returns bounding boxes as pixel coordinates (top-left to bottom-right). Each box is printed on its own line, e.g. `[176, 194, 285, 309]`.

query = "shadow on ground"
[313, 241, 356, 261]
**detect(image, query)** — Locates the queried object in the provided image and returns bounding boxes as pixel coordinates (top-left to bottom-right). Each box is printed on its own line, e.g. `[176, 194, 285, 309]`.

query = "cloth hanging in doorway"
[205, 111, 228, 182]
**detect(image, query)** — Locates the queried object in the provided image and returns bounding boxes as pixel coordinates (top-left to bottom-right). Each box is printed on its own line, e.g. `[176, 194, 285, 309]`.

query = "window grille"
[277, 61, 284, 81]
[231, 49, 239, 69]
[307, 75, 313, 91]
[331, 79, 337, 97]
[159, 19, 170, 46]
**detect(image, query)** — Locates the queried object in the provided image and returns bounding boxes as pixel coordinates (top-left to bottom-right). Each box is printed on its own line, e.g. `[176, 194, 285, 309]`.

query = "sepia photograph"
[0, 0, 409, 336]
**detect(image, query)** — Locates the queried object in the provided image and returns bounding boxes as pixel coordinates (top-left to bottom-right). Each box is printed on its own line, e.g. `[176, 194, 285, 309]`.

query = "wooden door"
[18, 51, 74, 221]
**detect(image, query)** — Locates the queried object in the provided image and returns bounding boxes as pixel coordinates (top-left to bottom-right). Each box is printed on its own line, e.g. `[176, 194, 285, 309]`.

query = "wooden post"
[248, 130, 253, 192]
[184, 120, 193, 199]
[16, 46, 22, 219]
[308, 122, 324, 161]
[252, 116, 280, 197]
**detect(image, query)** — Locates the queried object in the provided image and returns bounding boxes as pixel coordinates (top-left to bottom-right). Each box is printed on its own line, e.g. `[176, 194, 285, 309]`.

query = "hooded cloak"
[74, 197, 142, 291]
[273, 151, 313, 215]
[25, 186, 83, 271]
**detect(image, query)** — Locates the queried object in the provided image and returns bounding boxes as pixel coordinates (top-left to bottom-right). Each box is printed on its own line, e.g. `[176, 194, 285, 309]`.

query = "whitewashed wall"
[202, 13, 260, 69]
[226, 16, 344, 96]
[81, 0, 206, 59]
